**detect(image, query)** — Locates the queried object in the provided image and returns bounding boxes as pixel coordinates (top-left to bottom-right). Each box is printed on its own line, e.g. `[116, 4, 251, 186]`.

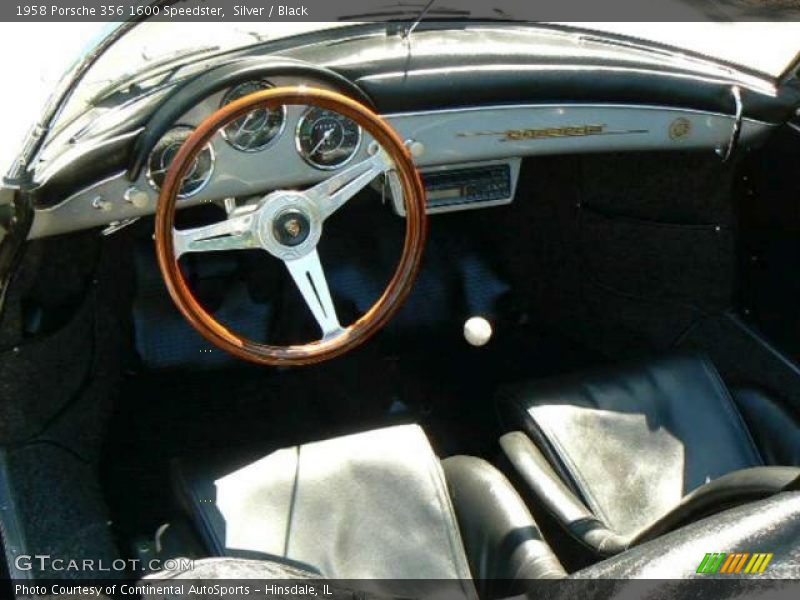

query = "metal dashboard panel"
[28, 104, 772, 239]
[387, 104, 769, 162]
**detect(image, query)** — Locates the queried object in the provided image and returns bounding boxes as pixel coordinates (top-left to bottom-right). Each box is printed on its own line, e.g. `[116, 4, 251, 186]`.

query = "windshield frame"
[3, 20, 138, 185]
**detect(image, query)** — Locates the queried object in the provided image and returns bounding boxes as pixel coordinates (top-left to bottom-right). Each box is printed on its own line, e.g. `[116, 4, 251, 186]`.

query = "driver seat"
[170, 424, 565, 600]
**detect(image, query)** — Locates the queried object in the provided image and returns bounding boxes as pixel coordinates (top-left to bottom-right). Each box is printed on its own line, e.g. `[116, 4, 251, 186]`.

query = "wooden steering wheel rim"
[154, 87, 427, 366]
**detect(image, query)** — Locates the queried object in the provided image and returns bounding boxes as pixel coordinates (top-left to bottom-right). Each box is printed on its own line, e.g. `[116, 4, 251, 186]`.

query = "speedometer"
[296, 107, 362, 170]
[220, 80, 286, 152]
[146, 126, 215, 199]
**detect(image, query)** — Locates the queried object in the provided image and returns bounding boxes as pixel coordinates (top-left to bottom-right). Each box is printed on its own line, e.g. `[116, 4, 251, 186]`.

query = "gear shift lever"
[464, 316, 493, 347]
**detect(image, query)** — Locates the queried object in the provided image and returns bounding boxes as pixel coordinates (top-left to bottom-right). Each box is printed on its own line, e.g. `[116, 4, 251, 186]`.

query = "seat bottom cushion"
[173, 424, 477, 599]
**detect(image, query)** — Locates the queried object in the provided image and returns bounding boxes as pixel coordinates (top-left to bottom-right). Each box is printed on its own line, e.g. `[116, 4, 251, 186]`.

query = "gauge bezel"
[146, 125, 216, 199]
[295, 106, 363, 171]
[219, 80, 287, 153]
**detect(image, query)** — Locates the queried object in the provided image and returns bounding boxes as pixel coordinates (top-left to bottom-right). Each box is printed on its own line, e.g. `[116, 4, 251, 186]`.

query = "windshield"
[43, 20, 800, 121]
[0, 21, 355, 177]
[58, 22, 358, 130]
[2, 19, 799, 179]
[69, 21, 800, 93]
[44, 20, 800, 130]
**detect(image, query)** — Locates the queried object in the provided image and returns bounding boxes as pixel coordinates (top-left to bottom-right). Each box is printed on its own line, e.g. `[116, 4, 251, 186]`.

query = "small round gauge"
[296, 107, 362, 170]
[220, 80, 286, 152]
[146, 126, 215, 199]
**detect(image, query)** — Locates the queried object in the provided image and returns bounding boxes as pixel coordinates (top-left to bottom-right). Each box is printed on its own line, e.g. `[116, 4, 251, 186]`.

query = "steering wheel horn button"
[274, 210, 311, 247]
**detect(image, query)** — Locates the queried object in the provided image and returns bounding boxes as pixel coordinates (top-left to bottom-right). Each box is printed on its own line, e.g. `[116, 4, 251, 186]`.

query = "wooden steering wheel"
[154, 87, 427, 366]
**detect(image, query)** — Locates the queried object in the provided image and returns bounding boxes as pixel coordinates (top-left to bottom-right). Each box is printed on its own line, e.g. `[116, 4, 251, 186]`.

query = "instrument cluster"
[145, 79, 363, 199]
[295, 107, 362, 170]
[220, 80, 286, 153]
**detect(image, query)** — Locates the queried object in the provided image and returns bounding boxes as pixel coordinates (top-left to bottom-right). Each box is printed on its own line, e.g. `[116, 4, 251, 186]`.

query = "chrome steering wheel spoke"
[305, 148, 394, 220]
[283, 249, 343, 339]
[173, 212, 258, 258]
[171, 146, 393, 342]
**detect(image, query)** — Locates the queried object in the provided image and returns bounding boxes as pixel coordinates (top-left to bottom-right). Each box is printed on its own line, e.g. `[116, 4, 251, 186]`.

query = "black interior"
[3, 123, 800, 584]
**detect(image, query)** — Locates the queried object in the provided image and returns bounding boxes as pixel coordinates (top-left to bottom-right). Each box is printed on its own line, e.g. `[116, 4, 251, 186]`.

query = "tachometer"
[220, 80, 286, 152]
[146, 126, 215, 199]
[296, 107, 362, 170]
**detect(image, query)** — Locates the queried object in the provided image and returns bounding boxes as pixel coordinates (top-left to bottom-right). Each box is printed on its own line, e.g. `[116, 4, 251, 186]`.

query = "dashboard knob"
[405, 140, 425, 158]
[124, 186, 149, 209]
[91, 196, 112, 212]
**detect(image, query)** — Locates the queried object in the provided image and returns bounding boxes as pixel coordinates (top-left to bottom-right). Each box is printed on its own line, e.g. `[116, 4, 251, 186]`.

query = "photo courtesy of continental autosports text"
[16, 583, 336, 597]
[1, 1, 800, 599]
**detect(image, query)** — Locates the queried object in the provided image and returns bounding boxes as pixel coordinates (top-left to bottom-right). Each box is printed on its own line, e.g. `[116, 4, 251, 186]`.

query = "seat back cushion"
[499, 354, 763, 537]
[173, 424, 477, 600]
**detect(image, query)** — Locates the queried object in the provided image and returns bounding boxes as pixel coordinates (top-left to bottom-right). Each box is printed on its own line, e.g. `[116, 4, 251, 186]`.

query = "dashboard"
[29, 74, 774, 240]
[25, 24, 796, 240]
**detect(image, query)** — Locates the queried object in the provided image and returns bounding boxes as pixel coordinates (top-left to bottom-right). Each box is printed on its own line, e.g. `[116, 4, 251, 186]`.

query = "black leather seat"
[153, 420, 800, 596]
[151, 480, 800, 586]
[497, 353, 800, 562]
[171, 424, 565, 600]
[152, 485, 800, 588]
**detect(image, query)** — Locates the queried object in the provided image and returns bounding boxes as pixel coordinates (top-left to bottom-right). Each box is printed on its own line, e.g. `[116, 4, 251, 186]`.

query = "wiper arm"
[405, 0, 437, 38]
[90, 44, 220, 104]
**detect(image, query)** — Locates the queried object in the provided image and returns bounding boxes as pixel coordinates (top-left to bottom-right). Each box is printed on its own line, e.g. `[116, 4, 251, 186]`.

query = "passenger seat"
[496, 353, 800, 563]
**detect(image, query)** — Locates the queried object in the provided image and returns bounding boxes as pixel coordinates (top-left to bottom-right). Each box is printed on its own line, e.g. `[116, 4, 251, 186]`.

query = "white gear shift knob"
[464, 316, 493, 347]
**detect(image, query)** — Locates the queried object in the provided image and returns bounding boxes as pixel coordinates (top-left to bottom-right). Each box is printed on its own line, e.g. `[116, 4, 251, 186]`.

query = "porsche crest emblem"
[284, 219, 302, 238]
[669, 118, 692, 140]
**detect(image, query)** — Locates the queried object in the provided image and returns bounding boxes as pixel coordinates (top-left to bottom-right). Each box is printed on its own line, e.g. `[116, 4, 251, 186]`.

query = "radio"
[391, 159, 521, 215]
